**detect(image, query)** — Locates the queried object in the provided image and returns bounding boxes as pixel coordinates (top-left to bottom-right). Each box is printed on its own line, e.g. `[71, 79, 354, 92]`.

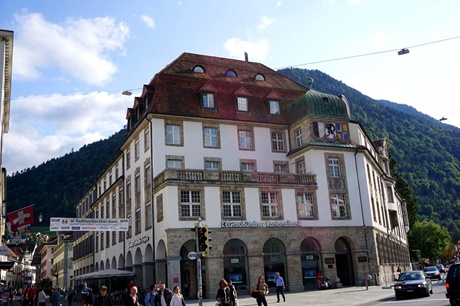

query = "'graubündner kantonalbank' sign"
[221, 221, 301, 228]
[50, 218, 129, 231]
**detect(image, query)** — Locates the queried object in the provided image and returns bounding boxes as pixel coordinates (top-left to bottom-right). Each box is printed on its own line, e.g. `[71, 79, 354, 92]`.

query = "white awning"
[73, 269, 134, 280]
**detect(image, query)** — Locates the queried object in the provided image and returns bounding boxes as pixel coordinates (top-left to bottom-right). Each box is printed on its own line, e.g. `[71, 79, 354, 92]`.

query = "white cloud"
[13, 12, 130, 86]
[224, 38, 269, 61]
[4, 92, 131, 173]
[257, 16, 275, 30]
[141, 15, 155, 28]
[276, 1, 283, 7]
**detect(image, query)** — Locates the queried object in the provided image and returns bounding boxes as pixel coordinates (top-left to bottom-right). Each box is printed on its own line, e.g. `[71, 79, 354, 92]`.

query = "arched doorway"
[180, 240, 197, 299]
[300, 237, 321, 290]
[223, 239, 248, 291]
[335, 237, 354, 286]
[263, 238, 287, 288]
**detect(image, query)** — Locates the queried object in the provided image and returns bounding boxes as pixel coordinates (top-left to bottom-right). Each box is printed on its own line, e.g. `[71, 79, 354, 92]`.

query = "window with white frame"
[297, 160, 306, 174]
[328, 158, 341, 177]
[166, 124, 181, 145]
[241, 162, 255, 172]
[238, 130, 253, 149]
[296, 192, 315, 218]
[126, 150, 131, 169]
[180, 190, 201, 218]
[203, 127, 219, 147]
[269, 100, 280, 114]
[201, 92, 215, 108]
[222, 191, 242, 217]
[144, 128, 150, 151]
[167, 159, 183, 169]
[387, 185, 394, 203]
[271, 132, 285, 151]
[261, 191, 279, 217]
[145, 203, 152, 229]
[205, 160, 220, 171]
[135, 139, 140, 160]
[330, 194, 347, 218]
[135, 210, 141, 235]
[237, 97, 248, 112]
[274, 162, 287, 173]
[295, 128, 302, 147]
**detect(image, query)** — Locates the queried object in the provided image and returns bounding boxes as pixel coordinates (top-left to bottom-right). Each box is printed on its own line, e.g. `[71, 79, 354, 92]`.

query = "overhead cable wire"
[276, 35, 460, 69]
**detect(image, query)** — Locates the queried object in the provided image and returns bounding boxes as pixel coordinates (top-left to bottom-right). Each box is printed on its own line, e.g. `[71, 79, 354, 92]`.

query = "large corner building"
[73, 53, 411, 297]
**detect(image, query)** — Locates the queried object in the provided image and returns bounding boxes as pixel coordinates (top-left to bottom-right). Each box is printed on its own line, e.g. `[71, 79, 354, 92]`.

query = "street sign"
[188, 252, 197, 260]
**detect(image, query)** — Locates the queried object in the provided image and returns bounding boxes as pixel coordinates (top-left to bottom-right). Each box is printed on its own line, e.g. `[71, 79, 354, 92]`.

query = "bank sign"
[50, 218, 129, 231]
[221, 220, 301, 228]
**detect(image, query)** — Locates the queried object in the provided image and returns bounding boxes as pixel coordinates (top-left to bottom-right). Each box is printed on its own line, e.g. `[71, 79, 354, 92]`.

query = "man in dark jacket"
[154, 282, 172, 306]
[94, 286, 112, 306]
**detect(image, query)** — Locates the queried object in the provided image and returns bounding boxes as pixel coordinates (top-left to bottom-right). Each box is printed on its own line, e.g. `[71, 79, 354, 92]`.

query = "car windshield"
[400, 272, 423, 281]
[426, 267, 437, 271]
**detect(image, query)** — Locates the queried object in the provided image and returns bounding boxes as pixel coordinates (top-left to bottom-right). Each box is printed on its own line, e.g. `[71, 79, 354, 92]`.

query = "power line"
[276, 35, 460, 69]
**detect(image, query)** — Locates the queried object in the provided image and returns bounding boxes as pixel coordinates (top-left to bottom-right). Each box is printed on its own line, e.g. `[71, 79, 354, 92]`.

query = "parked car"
[394, 270, 432, 300]
[446, 263, 460, 305]
[425, 266, 442, 280]
[437, 264, 446, 273]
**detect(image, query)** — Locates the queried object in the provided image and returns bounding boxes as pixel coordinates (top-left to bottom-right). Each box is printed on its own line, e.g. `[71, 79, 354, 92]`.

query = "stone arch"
[263, 238, 287, 286]
[112, 256, 117, 269]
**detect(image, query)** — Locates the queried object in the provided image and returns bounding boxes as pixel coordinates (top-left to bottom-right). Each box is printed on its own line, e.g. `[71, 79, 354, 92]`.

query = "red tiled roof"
[139, 53, 308, 125]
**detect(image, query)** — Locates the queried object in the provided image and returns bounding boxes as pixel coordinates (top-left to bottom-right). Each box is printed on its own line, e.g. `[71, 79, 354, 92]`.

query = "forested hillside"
[6, 129, 127, 221]
[6, 68, 460, 232]
[279, 68, 460, 231]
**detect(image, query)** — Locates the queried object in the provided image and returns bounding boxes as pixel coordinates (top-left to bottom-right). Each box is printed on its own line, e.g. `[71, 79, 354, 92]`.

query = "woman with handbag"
[253, 276, 269, 306]
[169, 286, 185, 306]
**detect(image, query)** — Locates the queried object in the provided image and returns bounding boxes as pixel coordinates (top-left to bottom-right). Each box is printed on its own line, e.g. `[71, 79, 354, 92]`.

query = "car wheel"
[424, 288, 430, 297]
[395, 294, 402, 300]
[450, 298, 459, 305]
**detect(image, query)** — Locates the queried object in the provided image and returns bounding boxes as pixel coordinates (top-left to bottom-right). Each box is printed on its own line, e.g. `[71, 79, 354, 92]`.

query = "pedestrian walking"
[51, 288, 61, 306]
[169, 286, 185, 306]
[26, 285, 37, 306]
[66, 287, 74, 306]
[94, 286, 112, 306]
[316, 271, 323, 289]
[274, 272, 285, 303]
[227, 280, 237, 306]
[80, 283, 92, 306]
[38, 288, 46, 306]
[215, 279, 231, 306]
[124, 286, 139, 306]
[144, 284, 157, 306]
[253, 276, 269, 306]
[154, 282, 172, 306]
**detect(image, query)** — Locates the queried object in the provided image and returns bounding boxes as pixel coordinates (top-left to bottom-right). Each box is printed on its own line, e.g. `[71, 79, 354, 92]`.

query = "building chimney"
[244, 52, 248, 62]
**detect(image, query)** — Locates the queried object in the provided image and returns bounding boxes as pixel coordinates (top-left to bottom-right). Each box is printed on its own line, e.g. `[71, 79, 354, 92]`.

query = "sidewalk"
[184, 286, 396, 306]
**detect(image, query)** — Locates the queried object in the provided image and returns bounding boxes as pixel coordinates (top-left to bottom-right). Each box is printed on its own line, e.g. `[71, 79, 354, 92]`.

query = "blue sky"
[1, 0, 460, 173]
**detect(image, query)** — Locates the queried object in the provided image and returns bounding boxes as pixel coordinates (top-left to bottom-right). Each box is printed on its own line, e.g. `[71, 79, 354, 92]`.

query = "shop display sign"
[221, 220, 301, 228]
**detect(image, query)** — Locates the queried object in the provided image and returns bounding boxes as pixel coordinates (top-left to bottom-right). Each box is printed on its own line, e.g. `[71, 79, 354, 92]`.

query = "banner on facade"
[50, 218, 129, 231]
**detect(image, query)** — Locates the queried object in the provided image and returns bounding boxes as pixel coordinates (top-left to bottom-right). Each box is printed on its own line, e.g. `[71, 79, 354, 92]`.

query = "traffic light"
[197, 225, 211, 257]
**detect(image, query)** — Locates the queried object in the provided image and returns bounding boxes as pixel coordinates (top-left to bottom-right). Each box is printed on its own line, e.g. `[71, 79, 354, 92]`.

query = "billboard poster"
[50, 218, 129, 231]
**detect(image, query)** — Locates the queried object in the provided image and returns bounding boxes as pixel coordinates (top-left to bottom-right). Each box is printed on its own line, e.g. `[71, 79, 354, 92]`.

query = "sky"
[1, 0, 460, 174]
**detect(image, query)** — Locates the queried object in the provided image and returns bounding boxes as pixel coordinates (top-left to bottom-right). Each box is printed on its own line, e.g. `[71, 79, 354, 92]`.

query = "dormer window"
[201, 93, 215, 109]
[269, 100, 280, 115]
[193, 65, 205, 73]
[226, 69, 237, 78]
[237, 97, 248, 112]
[254, 73, 265, 81]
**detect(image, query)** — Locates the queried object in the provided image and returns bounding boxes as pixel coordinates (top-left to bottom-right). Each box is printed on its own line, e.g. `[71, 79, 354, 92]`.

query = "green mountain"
[6, 129, 127, 223]
[6, 68, 460, 232]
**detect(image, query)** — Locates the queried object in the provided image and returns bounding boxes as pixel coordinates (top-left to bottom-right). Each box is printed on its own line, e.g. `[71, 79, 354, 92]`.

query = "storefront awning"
[73, 269, 134, 280]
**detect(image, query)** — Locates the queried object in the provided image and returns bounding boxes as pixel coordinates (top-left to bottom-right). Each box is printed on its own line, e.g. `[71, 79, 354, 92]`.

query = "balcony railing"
[154, 169, 316, 190]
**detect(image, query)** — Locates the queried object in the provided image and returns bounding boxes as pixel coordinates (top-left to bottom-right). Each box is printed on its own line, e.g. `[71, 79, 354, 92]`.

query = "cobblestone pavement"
[184, 286, 397, 306]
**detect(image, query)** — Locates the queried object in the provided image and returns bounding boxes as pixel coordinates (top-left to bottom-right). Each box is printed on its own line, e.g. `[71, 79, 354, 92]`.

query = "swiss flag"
[7, 205, 34, 232]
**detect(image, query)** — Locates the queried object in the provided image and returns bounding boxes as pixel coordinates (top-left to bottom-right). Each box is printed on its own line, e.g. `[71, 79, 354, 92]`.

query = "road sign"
[188, 252, 197, 260]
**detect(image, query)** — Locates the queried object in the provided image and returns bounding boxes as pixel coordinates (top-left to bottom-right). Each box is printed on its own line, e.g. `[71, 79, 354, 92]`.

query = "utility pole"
[196, 218, 203, 306]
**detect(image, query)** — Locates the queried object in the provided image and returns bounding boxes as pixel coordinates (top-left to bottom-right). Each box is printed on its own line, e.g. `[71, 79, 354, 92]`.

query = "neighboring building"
[0, 29, 13, 283]
[39, 244, 56, 281]
[77, 53, 410, 297]
[53, 235, 73, 289]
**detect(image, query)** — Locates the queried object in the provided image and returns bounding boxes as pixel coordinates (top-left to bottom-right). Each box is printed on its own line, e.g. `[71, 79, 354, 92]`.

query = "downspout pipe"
[354, 148, 372, 280]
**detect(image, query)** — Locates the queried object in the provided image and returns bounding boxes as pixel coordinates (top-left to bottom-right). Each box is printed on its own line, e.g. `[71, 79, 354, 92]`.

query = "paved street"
[184, 286, 397, 306]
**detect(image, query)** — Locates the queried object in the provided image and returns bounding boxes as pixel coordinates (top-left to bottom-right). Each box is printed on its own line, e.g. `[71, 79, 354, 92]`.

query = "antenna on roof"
[244, 52, 248, 62]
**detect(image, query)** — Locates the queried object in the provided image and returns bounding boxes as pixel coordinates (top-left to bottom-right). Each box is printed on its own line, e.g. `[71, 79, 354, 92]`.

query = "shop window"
[223, 239, 249, 291]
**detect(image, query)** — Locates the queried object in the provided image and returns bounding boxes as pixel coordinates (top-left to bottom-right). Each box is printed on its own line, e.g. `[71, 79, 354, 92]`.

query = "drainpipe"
[146, 115, 156, 283]
[354, 148, 371, 285]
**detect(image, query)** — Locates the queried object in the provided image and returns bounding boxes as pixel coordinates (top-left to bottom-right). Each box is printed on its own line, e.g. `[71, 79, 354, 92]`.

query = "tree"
[408, 220, 450, 263]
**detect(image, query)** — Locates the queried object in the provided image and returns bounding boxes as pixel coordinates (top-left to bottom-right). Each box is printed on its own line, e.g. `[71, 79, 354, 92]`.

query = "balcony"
[153, 169, 316, 191]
